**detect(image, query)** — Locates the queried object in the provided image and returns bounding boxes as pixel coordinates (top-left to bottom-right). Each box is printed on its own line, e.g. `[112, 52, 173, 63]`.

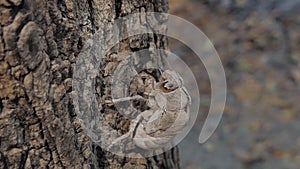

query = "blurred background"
[168, 0, 300, 168]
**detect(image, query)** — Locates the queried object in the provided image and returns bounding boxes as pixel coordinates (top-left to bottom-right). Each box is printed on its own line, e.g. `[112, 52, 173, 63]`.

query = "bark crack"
[87, 0, 96, 33]
[115, 0, 122, 18]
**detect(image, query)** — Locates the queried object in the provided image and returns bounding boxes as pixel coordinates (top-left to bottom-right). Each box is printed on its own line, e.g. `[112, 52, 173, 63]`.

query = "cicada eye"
[164, 83, 174, 89]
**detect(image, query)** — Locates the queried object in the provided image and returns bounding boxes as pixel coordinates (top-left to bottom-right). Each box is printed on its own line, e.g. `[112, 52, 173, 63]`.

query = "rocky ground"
[168, 0, 300, 168]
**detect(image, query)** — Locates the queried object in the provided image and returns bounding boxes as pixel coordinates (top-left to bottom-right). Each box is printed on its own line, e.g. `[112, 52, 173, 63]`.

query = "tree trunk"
[0, 0, 180, 168]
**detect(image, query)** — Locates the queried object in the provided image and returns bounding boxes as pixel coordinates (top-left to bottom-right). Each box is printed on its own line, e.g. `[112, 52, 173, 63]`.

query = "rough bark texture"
[0, 0, 180, 168]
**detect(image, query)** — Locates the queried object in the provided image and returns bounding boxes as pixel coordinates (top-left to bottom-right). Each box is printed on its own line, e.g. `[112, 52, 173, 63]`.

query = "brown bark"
[0, 0, 180, 168]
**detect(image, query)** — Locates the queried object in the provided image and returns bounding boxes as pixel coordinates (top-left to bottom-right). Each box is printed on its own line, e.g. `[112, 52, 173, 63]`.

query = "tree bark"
[0, 0, 180, 168]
